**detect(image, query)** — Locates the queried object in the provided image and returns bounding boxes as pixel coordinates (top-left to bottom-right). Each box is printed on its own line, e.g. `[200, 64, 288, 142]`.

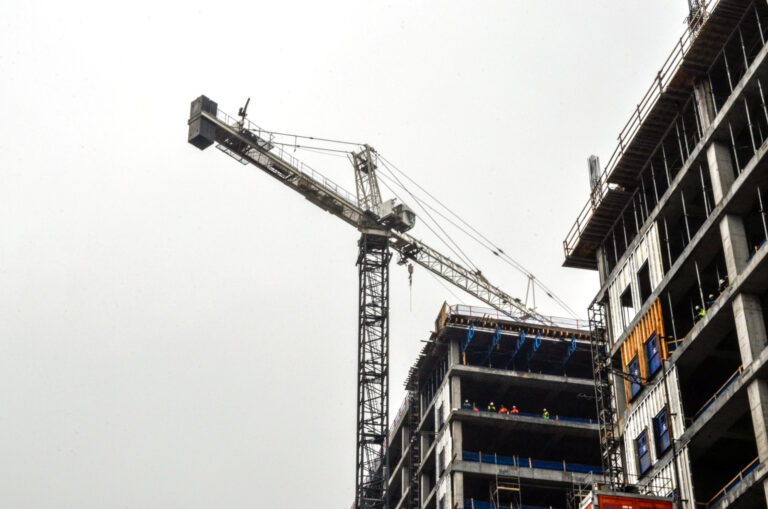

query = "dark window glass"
[637, 429, 651, 475]
[438, 449, 445, 475]
[654, 407, 671, 455]
[645, 333, 661, 375]
[628, 356, 642, 398]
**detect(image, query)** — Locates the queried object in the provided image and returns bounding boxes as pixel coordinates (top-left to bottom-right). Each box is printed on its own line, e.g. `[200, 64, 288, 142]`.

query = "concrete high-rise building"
[384, 304, 601, 509]
[563, 1, 768, 507]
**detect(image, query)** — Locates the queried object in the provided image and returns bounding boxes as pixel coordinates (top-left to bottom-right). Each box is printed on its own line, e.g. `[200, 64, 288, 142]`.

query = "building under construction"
[564, 0, 768, 507]
[384, 304, 601, 509]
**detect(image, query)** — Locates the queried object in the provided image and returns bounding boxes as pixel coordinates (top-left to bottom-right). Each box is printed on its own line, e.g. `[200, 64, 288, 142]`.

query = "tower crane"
[187, 95, 545, 508]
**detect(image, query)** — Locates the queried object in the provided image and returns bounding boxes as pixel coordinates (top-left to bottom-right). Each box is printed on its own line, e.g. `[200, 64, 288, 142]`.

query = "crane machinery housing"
[187, 95, 546, 509]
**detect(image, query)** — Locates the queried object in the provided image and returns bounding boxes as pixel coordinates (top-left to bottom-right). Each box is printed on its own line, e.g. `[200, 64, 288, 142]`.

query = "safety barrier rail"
[213, 108, 360, 208]
[697, 457, 759, 508]
[462, 451, 602, 475]
[563, 1, 715, 258]
[447, 304, 590, 331]
[388, 396, 410, 439]
[689, 366, 743, 423]
[465, 406, 596, 425]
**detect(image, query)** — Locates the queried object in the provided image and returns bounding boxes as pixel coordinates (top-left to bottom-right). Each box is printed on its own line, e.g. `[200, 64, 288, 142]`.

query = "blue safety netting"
[461, 451, 602, 475]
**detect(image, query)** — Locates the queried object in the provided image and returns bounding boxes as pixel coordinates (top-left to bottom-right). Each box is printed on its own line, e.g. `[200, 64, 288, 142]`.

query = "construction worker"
[694, 305, 705, 322]
[462, 399, 472, 410]
[487, 401, 496, 412]
[707, 293, 716, 308]
[542, 408, 550, 420]
[718, 277, 728, 293]
[510, 405, 519, 414]
[498, 404, 508, 414]
[472, 402, 479, 412]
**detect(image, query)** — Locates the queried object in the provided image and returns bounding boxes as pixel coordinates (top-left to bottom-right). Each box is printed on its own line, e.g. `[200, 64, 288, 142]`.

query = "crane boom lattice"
[187, 95, 547, 508]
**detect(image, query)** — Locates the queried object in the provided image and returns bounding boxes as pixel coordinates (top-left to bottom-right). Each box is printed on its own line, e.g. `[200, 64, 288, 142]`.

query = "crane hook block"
[188, 95, 218, 150]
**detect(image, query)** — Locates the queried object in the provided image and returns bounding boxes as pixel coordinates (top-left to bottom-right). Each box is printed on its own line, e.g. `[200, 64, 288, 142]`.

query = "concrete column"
[746, 380, 768, 506]
[731, 292, 768, 505]
[706, 142, 736, 203]
[449, 337, 460, 366]
[452, 471, 464, 509]
[720, 214, 750, 278]
[597, 246, 609, 287]
[450, 375, 461, 411]
[451, 419, 463, 461]
[733, 294, 768, 365]
[420, 472, 429, 507]
[694, 79, 716, 131]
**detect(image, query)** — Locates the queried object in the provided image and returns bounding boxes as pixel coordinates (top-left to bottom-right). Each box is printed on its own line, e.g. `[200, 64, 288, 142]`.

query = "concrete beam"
[451, 460, 602, 486]
[451, 364, 594, 392]
[452, 409, 599, 437]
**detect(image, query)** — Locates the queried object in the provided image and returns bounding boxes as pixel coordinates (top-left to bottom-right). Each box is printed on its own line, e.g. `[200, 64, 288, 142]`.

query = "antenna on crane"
[238, 97, 250, 122]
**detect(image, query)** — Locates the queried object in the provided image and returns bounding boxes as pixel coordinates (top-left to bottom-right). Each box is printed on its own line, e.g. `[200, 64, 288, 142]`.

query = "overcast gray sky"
[1, 1, 689, 507]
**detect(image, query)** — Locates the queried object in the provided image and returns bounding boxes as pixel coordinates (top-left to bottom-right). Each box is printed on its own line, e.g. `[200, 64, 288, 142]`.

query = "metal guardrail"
[447, 304, 590, 331]
[563, 2, 716, 258]
[214, 108, 360, 207]
[462, 451, 603, 475]
[388, 396, 410, 439]
[467, 407, 596, 424]
[697, 457, 760, 508]
[689, 366, 743, 422]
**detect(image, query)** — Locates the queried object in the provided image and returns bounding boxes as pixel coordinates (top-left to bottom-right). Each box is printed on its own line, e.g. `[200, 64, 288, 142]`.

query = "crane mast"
[187, 95, 544, 508]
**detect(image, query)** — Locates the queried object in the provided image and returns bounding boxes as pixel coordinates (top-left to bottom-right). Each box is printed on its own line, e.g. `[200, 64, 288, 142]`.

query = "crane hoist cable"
[286, 138, 579, 319]
[377, 155, 579, 318]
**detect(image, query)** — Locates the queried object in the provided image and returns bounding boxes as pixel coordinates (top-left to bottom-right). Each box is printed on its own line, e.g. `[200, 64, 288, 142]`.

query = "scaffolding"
[588, 301, 623, 491]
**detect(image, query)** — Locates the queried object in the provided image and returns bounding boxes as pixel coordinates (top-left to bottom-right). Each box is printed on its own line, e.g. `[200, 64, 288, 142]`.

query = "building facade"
[564, 1, 768, 507]
[385, 304, 601, 509]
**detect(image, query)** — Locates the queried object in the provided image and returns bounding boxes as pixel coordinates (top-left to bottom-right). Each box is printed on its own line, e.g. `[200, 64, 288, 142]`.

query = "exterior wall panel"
[619, 300, 667, 404]
[622, 367, 684, 482]
[607, 225, 665, 344]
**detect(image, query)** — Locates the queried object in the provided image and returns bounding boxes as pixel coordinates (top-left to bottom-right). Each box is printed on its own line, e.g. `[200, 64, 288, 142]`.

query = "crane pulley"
[187, 95, 545, 508]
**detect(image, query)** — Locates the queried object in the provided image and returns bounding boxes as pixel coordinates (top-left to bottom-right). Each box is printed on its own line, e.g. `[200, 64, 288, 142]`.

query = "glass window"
[438, 449, 445, 475]
[437, 403, 444, 429]
[645, 333, 661, 376]
[636, 429, 651, 475]
[628, 356, 642, 398]
[654, 407, 671, 455]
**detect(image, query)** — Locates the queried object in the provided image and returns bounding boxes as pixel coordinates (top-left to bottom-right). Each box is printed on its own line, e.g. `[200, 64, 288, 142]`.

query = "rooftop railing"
[447, 304, 590, 331]
[697, 457, 760, 508]
[563, 2, 716, 258]
[213, 108, 360, 208]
